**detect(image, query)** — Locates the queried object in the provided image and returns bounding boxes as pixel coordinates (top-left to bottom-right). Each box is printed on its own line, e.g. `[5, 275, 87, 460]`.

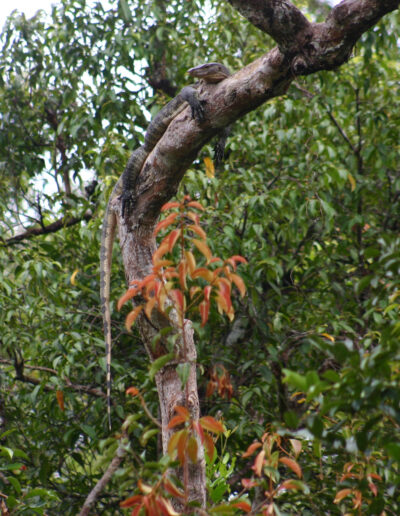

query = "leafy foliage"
[0, 0, 399, 514]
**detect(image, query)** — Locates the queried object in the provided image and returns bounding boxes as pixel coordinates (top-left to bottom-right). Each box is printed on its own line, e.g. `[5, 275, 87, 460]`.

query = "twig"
[78, 437, 129, 516]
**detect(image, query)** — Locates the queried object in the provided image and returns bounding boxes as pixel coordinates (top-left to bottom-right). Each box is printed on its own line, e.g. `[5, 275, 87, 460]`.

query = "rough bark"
[111, 0, 399, 507]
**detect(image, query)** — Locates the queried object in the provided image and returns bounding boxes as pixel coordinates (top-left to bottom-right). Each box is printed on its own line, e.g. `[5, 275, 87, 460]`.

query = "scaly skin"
[100, 63, 230, 429]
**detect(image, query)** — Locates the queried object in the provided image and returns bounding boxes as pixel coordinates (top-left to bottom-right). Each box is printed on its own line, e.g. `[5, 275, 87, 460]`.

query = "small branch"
[0, 358, 106, 398]
[78, 437, 129, 516]
[4, 211, 92, 245]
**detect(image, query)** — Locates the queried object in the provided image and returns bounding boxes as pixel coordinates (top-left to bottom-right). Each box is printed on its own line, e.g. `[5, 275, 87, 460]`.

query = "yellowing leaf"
[252, 449, 265, 477]
[204, 156, 215, 178]
[192, 239, 212, 263]
[192, 267, 214, 283]
[185, 251, 197, 275]
[188, 224, 207, 240]
[70, 269, 79, 286]
[144, 296, 157, 320]
[321, 332, 335, 342]
[289, 439, 302, 458]
[188, 436, 198, 463]
[347, 172, 356, 191]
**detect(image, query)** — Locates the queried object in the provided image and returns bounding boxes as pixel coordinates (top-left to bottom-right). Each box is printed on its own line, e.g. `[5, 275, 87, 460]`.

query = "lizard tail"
[100, 182, 121, 430]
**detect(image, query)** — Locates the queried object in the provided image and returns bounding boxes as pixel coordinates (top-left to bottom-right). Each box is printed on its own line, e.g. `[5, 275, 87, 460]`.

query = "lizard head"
[187, 62, 230, 83]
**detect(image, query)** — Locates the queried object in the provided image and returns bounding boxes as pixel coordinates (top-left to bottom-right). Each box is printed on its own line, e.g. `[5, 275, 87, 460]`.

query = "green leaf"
[149, 353, 175, 381]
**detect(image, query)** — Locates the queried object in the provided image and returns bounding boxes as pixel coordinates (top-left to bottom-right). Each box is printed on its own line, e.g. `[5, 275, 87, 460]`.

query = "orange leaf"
[231, 255, 248, 265]
[170, 289, 185, 314]
[168, 229, 181, 252]
[178, 261, 187, 291]
[252, 449, 265, 477]
[242, 442, 262, 458]
[157, 497, 180, 516]
[161, 202, 181, 212]
[188, 224, 207, 240]
[279, 457, 302, 478]
[199, 299, 210, 327]
[152, 259, 174, 273]
[232, 501, 251, 512]
[188, 436, 198, 463]
[126, 386, 139, 396]
[187, 201, 205, 211]
[174, 405, 190, 419]
[167, 415, 187, 429]
[217, 278, 232, 310]
[187, 211, 200, 225]
[203, 432, 215, 460]
[153, 242, 169, 264]
[154, 212, 178, 235]
[163, 479, 185, 499]
[191, 267, 213, 283]
[204, 285, 212, 302]
[334, 488, 353, 504]
[120, 495, 143, 508]
[199, 416, 224, 434]
[190, 286, 201, 299]
[56, 390, 64, 411]
[185, 251, 196, 274]
[118, 286, 141, 311]
[369, 482, 378, 497]
[144, 297, 157, 320]
[125, 305, 143, 330]
[192, 239, 212, 263]
[230, 273, 246, 297]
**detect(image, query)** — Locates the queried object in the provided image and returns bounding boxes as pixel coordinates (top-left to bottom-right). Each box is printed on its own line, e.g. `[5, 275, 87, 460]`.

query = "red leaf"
[174, 405, 190, 419]
[199, 416, 224, 434]
[232, 501, 252, 512]
[178, 261, 187, 291]
[120, 495, 143, 508]
[199, 300, 210, 327]
[170, 289, 185, 314]
[163, 479, 185, 499]
[241, 478, 258, 489]
[118, 285, 141, 310]
[177, 430, 189, 465]
[333, 488, 353, 504]
[204, 285, 212, 302]
[192, 420, 205, 443]
[167, 415, 187, 429]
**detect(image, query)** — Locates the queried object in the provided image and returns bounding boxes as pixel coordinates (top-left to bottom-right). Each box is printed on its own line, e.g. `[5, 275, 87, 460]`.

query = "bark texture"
[111, 0, 399, 507]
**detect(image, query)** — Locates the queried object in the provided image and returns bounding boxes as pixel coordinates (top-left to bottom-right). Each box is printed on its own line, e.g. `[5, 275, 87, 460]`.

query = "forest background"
[0, 0, 399, 514]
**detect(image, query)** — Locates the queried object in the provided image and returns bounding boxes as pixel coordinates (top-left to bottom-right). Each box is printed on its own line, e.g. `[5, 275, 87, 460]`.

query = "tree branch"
[3, 211, 92, 245]
[78, 437, 129, 516]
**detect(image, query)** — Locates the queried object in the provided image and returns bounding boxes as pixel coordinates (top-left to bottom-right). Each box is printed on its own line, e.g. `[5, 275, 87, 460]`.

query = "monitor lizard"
[100, 62, 231, 428]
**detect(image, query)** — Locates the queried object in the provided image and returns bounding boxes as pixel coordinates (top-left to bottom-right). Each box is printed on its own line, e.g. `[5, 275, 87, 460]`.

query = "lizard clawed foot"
[191, 99, 206, 123]
[119, 191, 136, 219]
